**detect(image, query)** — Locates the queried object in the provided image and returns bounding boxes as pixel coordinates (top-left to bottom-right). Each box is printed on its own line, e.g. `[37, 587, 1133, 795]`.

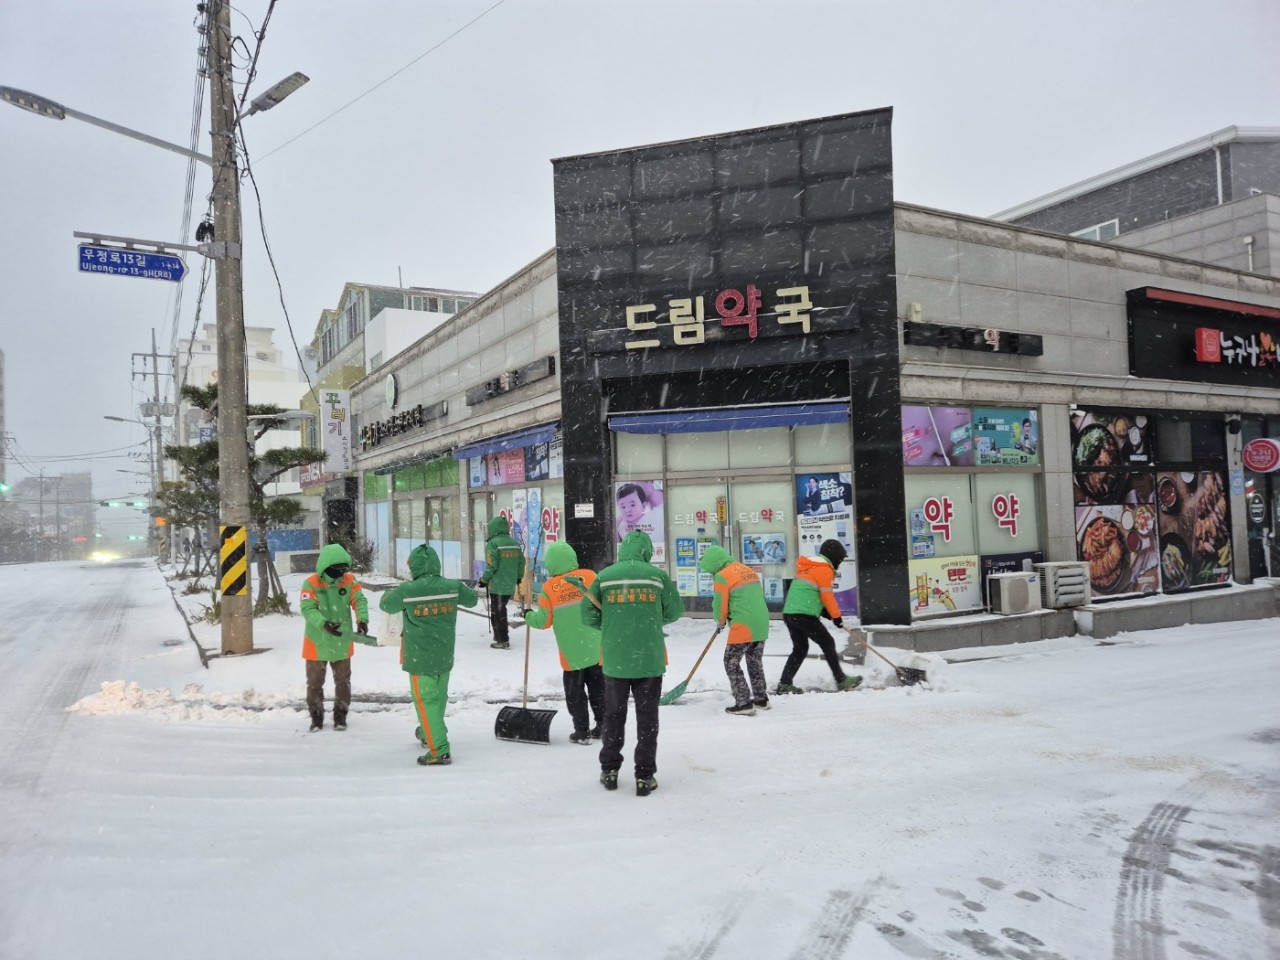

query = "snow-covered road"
[1, 559, 1277, 960]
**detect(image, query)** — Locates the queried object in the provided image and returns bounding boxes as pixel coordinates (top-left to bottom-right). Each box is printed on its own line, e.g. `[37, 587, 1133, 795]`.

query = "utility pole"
[208, 0, 252, 654]
[37, 468, 45, 562]
[132, 327, 169, 559]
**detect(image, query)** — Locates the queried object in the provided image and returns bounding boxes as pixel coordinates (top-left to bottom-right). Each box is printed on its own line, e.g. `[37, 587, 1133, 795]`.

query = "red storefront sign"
[1194, 327, 1222, 363]
[1242, 438, 1280, 473]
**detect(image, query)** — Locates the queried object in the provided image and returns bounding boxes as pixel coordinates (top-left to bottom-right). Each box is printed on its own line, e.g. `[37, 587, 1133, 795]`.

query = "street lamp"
[3, 3, 308, 655]
[240, 72, 309, 119]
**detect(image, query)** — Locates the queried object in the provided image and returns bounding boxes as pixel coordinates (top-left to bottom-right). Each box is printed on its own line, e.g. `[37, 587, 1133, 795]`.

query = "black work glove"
[832, 617, 844, 629]
[478, 581, 488, 590]
[356, 620, 369, 635]
[323, 621, 343, 637]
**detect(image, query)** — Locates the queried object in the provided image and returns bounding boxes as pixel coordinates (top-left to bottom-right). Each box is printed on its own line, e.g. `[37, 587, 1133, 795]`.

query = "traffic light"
[0, 482, 10, 493]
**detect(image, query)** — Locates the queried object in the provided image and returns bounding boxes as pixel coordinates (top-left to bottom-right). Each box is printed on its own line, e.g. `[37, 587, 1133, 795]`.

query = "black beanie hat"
[818, 539, 847, 568]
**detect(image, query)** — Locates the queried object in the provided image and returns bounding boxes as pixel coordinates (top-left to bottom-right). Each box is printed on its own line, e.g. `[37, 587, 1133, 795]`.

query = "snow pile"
[68, 680, 295, 721]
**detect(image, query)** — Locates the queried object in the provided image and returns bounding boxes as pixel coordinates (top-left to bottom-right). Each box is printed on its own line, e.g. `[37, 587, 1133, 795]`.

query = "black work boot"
[333, 709, 348, 731]
[309, 711, 323, 732]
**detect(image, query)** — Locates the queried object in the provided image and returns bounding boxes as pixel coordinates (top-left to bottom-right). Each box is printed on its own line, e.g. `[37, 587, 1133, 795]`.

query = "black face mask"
[324, 565, 349, 580]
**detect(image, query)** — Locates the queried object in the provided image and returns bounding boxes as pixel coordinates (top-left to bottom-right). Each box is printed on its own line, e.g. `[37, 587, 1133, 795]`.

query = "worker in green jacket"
[524, 541, 604, 744]
[699, 544, 772, 716]
[379, 544, 479, 766]
[582, 530, 683, 797]
[479, 515, 525, 650]
[299, 543, 373, 732]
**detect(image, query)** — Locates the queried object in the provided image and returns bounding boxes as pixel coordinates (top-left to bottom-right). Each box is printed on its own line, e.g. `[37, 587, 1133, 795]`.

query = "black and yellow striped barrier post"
[220, 525, 249, 600]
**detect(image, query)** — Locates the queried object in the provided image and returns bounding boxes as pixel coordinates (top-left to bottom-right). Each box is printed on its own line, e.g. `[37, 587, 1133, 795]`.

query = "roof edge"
[990, 126, 1280, 222]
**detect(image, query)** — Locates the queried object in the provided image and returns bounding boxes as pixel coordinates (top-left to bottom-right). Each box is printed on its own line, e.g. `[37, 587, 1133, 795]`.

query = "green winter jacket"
[523, 541, 602, 671]
[299, 544, 369, 661]
[480, 516, 525, 595]
[782, 554, 843, 619]
[699, 545, 770, 644]
[378, 544, 479, 676]
[582, 530, 682, 679]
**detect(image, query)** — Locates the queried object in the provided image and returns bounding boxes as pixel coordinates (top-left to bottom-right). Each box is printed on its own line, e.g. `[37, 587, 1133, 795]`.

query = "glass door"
[665, 481, 728, 611]
[728, 480, 795, 609]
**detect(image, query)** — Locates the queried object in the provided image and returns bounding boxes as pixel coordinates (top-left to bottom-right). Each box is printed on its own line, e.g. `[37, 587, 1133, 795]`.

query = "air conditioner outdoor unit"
[988, 572, 1042, 616]
[1035, 561, 1092, 608]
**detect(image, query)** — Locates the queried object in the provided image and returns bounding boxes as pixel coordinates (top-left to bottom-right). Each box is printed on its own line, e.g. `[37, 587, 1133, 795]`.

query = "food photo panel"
[1075, 503, 1160, 597]
[1155, 469, 1232, 590]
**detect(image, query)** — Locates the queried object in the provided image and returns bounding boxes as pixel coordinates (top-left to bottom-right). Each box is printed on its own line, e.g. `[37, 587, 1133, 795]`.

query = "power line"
[257, 0, 510, 161]
[239, 131, 315, 401]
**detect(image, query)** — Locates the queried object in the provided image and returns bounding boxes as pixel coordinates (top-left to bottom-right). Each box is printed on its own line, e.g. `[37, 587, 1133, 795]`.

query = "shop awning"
[609, 403, 849, 435]
[451, 423, 557, 460]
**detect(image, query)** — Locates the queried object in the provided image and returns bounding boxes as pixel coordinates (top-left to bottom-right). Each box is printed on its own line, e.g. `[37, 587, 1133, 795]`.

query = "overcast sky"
[2, 0, 1277, 537]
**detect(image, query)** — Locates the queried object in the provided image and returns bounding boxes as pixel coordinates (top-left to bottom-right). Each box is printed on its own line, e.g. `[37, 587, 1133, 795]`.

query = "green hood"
[316, 543, 352, 577]
[699, 544, 731, 576]
[617, 530, 653, 562]
[407, 544, 441, 579]
[544, 541, 579, 576]
[487, 516, 510, 537]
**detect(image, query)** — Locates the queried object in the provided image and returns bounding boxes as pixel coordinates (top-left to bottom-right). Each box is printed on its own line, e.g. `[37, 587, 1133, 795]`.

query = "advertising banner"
[901, 406, 973, 467]
[487, 449, 526, 486]
[795, 471, 857, 615]
[615, 479, 665, 564]
[321, 389, 352, 473]
[674, 536, 698, 597]
[549, 435, 564, 479]
[1154, 469, 1231, 591]
[972, 407, 1040, 466]
[524, 441, 550, 482]
[908, 555, 981, 615]
[468, 456, 485, 488]
[742, 534, 787, 564]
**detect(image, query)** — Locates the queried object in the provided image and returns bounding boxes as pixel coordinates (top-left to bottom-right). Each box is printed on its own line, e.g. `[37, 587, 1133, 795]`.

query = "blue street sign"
[78, 244, 187, 282]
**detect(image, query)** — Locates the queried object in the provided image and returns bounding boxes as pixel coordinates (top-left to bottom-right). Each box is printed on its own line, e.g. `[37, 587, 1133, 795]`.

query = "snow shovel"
[494, 623, 556, 744]
[845, 628, 928, 686]
[659, 624, 724, 705]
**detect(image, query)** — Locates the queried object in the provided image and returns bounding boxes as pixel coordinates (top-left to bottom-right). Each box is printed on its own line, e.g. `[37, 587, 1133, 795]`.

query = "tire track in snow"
[1112, 801, 1191, 960]
[787, 889, 868, 960]
[665, 893, 752, 960]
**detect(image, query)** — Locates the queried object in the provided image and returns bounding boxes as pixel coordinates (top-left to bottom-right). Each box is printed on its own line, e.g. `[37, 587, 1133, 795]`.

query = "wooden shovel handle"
[564, 575, 601, 609]
[844, 627, 905, 672]
[521, 622, 532, 710]
[680, 624, 724, 685]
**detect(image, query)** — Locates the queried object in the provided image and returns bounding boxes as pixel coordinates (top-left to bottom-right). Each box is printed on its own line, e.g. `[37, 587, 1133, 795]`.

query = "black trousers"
[599, 675, 661, 780]
[779, 614, 846, 685]
[563, 663, 605, 735]
[488, 592, 511, 645]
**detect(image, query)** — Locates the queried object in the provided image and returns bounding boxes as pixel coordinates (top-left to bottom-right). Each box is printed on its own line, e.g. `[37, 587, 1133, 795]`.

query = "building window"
[342, 295, 366, 343]
[1071, 219, 1119, 242]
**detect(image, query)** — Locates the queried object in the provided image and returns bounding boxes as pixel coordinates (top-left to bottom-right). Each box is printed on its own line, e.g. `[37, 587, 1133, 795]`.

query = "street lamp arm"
[0, 86, 213, 165]
[61, 105, 214, 165]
